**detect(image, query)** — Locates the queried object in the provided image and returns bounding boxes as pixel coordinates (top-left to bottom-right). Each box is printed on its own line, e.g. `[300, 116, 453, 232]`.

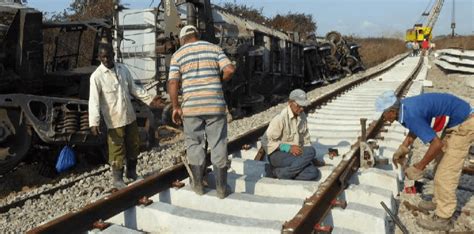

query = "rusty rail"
[27, 54, 409, 234]
[281, 56, 423, 233]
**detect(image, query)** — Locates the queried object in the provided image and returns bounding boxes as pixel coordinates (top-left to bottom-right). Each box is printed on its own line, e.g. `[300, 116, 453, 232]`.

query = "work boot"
[312, 158, 326, 167]
[213, 165, 230, 199]
[418, 200, 436, 212]
[126, 160, 138, 181]
[190, 164, 204, 195]
[112, 168, 126, 189]
[416, 214, 452, 231]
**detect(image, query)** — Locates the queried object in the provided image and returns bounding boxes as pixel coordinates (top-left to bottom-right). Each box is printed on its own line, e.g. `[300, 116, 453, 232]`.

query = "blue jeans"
[268, 146, 319, 180]
[183, 115, 227, 168]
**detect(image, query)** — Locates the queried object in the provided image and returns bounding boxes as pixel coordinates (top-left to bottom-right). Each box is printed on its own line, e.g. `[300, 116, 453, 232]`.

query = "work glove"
[279, 144, 303, 156]
[392, 144, 410, 169]
[405, 165, 424, 180]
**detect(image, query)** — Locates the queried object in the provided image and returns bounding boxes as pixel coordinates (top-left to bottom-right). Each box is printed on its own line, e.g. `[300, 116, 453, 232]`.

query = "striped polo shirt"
[168, 40, 232, 117]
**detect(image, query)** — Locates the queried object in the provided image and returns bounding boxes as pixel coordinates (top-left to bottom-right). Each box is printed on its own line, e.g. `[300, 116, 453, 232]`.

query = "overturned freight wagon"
[116, 1, 329, 117]
[0, 1, 156, 174]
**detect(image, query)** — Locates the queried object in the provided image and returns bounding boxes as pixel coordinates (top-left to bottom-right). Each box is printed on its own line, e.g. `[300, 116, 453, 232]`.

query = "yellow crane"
[405, 0, 445, 42]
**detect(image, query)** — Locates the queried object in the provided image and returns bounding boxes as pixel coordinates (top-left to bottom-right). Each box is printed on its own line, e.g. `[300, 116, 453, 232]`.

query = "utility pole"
[451, 0, 456, 37]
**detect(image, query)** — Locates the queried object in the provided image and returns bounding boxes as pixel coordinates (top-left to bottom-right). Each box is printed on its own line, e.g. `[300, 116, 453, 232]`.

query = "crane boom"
[405, 0, 445, 42]
[426, 0, 444, 30]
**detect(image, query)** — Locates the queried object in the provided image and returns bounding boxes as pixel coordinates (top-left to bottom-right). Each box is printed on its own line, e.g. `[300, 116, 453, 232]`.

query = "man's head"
[289, 89, 310, 116]
[98, 43, 114, 69]
[179, 25, 199, 45]
[375, 91, 400, 123]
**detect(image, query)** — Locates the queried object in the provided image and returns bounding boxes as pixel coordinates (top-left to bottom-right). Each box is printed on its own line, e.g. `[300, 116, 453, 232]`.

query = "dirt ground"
[396, 53, 474, 233]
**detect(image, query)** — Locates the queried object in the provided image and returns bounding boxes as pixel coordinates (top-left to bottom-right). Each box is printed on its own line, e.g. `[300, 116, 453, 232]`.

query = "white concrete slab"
[89, 224, 144, 234]
[154, 185, 303, 221]
[342, 184, 395, 211]
[435, 59, 474, 74]
[108, 202, 282, 233]
[229, 158, 268, 177]
[326, 203, 388, 233]
[206, 172, 320, 199]
[349, 168, 400, 196]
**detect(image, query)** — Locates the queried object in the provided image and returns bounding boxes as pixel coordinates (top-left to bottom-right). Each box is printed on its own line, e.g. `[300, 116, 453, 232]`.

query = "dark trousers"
[268, 146, 319, 181]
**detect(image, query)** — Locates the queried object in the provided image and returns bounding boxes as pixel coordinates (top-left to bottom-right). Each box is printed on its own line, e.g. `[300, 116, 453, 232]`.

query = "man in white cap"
[261, 89, 320, 181]
[167, 25, 235, 199]
[375, 91, 473, 231]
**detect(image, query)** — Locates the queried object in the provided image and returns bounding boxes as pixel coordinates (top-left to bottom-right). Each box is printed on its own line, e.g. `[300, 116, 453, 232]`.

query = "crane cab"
[405, 24, 432, 42]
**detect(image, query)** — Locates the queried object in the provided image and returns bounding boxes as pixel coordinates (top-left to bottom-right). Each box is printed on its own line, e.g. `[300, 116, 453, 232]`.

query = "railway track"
[0, 54, 401, 215]
[25, 53, 428, 233]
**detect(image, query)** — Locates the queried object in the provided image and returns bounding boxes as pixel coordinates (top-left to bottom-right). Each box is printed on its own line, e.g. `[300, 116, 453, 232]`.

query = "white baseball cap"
[179, 25, 198, 39]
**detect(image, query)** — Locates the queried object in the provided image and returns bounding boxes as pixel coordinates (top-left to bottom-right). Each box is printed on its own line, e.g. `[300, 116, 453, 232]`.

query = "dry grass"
[352, 37, 408, 69]
[432, 35, 474, 50]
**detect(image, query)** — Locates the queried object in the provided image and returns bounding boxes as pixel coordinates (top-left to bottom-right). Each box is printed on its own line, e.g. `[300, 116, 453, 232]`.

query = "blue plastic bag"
[56, 146, 76, 173]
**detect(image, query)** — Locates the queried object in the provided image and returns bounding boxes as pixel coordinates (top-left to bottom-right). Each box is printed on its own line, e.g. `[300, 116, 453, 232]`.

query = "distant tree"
[219, 3, 317, 42]
[67, 0, 116, 21]
[220, 2, 268, 24]
[269, 12, 317, 41]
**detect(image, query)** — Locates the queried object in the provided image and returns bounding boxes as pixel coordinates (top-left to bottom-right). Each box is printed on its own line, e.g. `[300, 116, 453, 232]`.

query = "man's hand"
[290, 145, 303, 156]
[405, 164, 424, 180]
[172, 107, 183, 125]
[392, 144, 410, 169]
[90, 126, 101, 136]
[149, 96, 164, 109]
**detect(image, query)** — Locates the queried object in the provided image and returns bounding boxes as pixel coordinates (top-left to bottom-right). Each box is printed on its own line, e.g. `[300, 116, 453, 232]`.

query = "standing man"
[261, 89, 320, 181]
[412, 41, 420, 56]
[168, 25, 235, 199]
[375, 91, 473, 231]
[89, 43, 160, 188]
[422, 38, 430, 55]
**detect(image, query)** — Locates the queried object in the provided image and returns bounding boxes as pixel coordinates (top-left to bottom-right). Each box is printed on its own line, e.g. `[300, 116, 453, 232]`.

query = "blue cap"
[375, 91, 397, 113]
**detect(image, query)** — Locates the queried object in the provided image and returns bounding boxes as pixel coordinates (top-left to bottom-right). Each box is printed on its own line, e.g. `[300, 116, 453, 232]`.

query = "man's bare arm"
[402, 131, 417, 147]
[416, 136, 443, 170]
[168, 79, 180, 109]
[222, 64, 235, 81]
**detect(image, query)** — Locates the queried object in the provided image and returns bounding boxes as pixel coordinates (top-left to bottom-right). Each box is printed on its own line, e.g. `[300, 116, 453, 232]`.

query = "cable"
[416, 0, 434, 25]
[149, 0, 155, 7]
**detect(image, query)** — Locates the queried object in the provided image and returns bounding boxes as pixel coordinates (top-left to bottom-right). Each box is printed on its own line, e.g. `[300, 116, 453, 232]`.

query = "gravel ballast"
[0, 54, 406, 232]
[396, 53, 474, 233]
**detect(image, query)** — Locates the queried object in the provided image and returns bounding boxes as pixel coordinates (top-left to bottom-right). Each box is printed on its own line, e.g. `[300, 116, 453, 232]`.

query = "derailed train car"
[117, 1, 364, 117]
[0, 0, 156, 174]
[0, 0, 364, 174]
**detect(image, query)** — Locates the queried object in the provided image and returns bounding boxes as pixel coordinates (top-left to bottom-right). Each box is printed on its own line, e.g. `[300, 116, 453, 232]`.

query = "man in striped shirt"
[168, 25, 235, 199]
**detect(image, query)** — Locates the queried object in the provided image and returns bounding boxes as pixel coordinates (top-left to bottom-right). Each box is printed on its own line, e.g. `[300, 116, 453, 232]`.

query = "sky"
[27, 0, 473, 38]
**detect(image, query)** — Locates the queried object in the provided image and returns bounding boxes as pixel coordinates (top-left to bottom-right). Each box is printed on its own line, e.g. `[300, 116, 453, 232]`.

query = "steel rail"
[27, 54, 408, 234]
[281, 56, 424, 234]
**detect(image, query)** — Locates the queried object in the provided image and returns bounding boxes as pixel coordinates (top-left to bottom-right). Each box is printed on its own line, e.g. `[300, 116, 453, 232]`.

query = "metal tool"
[380, 201, 409, 234]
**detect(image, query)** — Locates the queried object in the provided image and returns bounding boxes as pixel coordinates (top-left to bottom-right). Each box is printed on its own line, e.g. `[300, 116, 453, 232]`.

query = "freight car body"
[117, 2, 328, 117]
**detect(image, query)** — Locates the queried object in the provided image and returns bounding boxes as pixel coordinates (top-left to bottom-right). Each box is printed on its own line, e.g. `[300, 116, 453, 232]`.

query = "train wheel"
[326, 31, 342, 45]
[345, 55, 358, 68]
[342, 66, 352, 77]
[0, 108, 32, 174]
[326, 41, 337, 56]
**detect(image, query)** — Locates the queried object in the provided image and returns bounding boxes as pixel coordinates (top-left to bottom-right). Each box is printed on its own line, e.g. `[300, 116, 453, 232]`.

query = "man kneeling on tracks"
[261, 89, 320, 181]
[375, 91, 473, 231]
[89, 43, 161, 188]
[168, 25, 235, 199]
